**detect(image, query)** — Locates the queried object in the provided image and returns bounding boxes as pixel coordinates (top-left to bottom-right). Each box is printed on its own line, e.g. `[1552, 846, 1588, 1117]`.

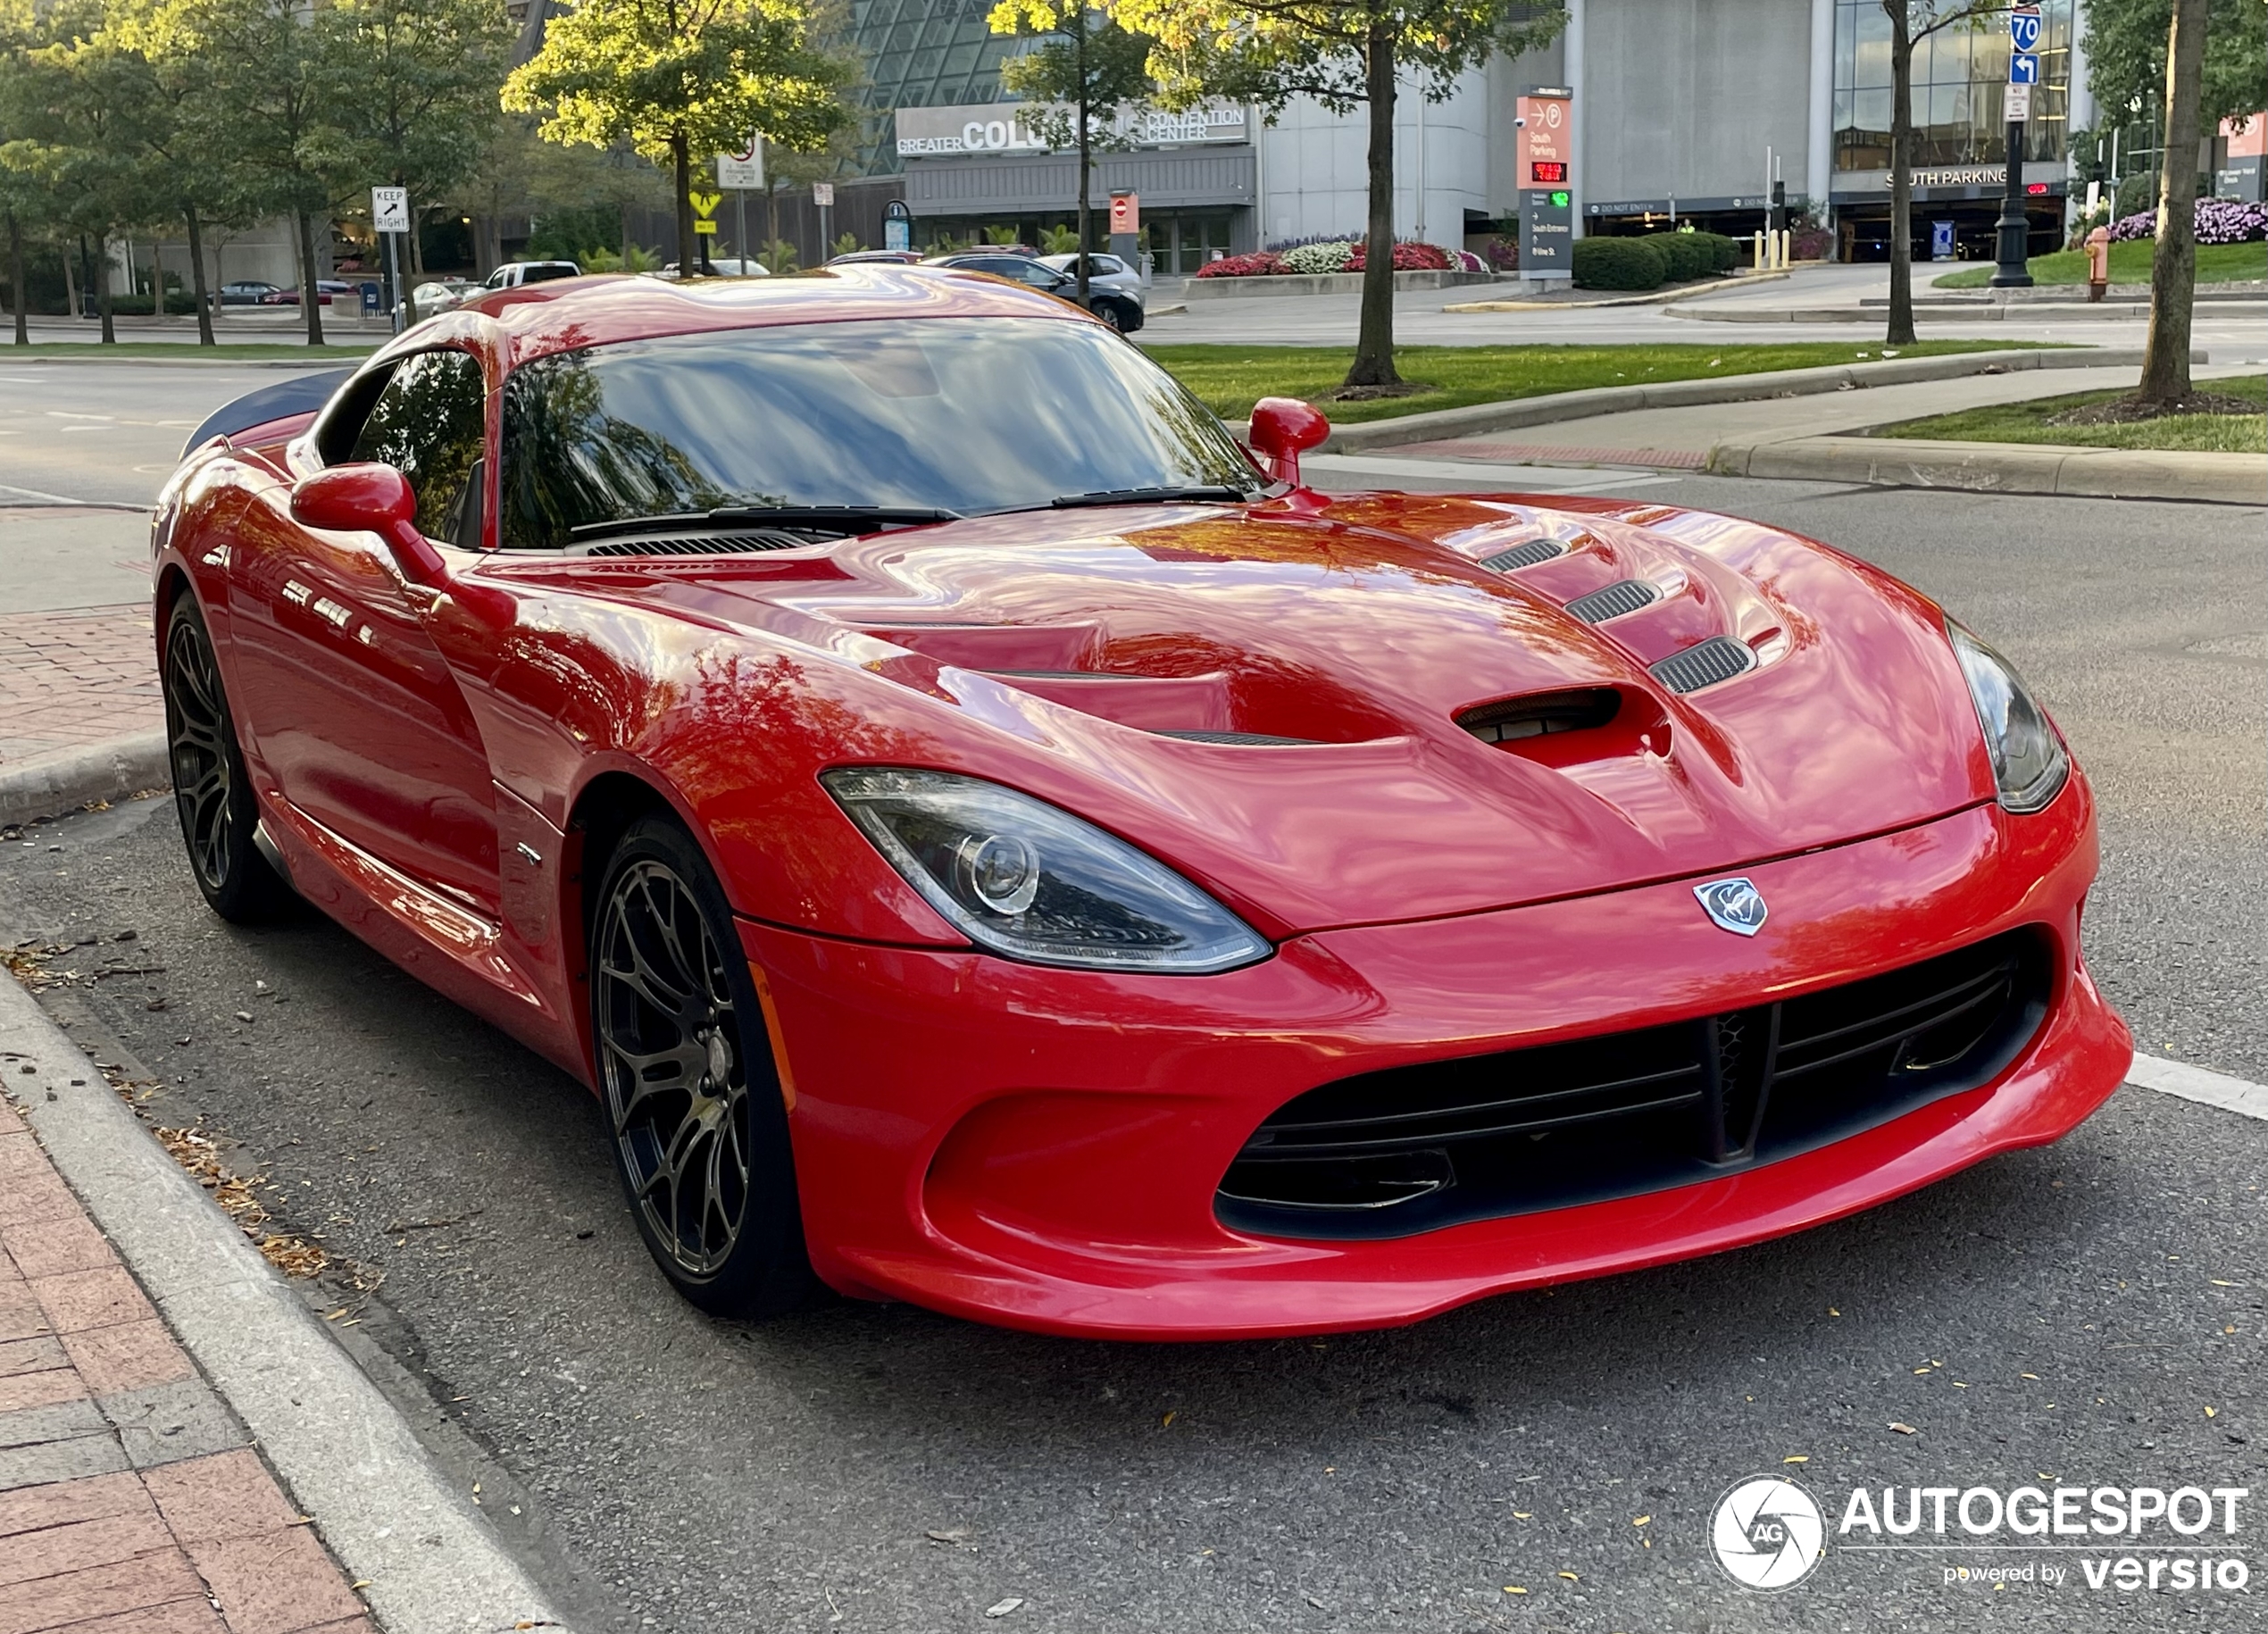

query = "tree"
[317, 0, 514, 312]
[128, 0, 348, 344]
[1879, 0, 1997, 347]
[1112, 0, 1563, 392]
[2135, 0, 2208, 403]
[2078, 0, 2264, 137]
[502, 0, 855, 277]
[988, 2, 1153, 302]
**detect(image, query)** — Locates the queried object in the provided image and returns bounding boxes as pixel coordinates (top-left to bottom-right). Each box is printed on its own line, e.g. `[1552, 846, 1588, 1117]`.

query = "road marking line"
[2126, 1051, 2268, 1121]
[0, 482, 149, 511]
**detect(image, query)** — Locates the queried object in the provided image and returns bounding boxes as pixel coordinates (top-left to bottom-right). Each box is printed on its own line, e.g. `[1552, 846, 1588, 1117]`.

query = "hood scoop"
[580, 529, 821, 557]
[1480, 538, 1567, 573]
[1564, 579, 1660, 624]
[1650, 636, 1758, 694]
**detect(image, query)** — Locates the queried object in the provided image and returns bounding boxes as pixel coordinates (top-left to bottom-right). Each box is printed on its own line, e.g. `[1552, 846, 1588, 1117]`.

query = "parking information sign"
[884, 198, 911, 252]
[371, 187, 409, 235]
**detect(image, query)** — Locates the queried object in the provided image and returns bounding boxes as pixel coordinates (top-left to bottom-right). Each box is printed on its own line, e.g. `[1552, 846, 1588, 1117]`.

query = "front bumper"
[742, 782, 2129, 1339]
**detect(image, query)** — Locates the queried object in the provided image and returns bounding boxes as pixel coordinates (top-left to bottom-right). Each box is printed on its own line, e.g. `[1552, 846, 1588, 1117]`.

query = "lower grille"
[1216, 929, 2051, 1240]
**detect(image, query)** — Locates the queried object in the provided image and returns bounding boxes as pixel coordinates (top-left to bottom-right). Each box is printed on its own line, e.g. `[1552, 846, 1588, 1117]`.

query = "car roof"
[413, 263, 1100, 371]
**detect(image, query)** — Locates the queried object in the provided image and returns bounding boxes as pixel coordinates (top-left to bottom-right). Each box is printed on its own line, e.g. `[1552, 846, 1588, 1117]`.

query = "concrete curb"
[0, 974, 575, 1634]
[4, 354, 375, 368]
[0, 729, 171, 830]
[1707, 435, 2267, 504]
[1228, 346, 2173, 454]
[1665, 300, 2261, 324]
[1440, 270, 1789, 313]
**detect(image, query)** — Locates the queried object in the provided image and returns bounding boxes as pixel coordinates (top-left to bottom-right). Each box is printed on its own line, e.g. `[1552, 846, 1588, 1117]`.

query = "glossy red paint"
[151, 268, 2130, 1337]
[1247, 396, 1331, 486]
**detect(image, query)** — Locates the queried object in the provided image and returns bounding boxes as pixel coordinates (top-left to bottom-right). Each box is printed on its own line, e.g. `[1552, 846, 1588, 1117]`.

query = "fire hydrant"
[2084, 225, 2111, 303]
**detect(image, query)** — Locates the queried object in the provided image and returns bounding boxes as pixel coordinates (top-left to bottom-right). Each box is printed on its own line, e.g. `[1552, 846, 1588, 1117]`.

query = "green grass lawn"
[1932, 239, 2266, 289]
[2, 342, 377, 360]
[1875, 375, 2267, 453]
[1141, 340, 2047, 424]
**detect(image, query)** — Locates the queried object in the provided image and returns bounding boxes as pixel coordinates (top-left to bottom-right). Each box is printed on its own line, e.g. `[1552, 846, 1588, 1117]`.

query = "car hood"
[588, 493, 1994, 937]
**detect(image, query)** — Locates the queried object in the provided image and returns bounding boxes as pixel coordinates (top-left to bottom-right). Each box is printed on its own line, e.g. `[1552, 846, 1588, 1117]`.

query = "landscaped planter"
[1182, 269, 1505, 299]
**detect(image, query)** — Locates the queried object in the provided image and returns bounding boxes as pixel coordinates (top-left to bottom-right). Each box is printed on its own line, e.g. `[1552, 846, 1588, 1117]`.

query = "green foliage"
[1932, 238, 2266, 288]
[988, 3, 1154, 154]
[982, 222, 1023, 245]
[317, 0, 513, 238]
[1038, 223, 1081, 254]
[584, 241, 662, 272]
[1647, 232, 1709, 281]
[758, 236, 798, 272]
[528, 204, 625, 261]
[1687, 230, 1739, 272]
[1572, 236, 1667, 290]
[1876, 374, 2265, 452]
[830, 230, 862, 256]
[2080, 0, 2265, 133]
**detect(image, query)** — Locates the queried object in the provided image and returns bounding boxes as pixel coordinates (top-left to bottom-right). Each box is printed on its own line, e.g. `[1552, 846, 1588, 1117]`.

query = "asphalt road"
[3, 425, 2263, 1631]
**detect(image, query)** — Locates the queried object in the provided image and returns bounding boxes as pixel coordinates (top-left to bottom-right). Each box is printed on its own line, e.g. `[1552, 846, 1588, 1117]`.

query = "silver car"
[1037, 252, 1144, 307]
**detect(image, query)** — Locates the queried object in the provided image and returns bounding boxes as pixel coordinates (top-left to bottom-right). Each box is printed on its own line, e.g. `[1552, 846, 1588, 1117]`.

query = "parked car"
[1036, 251, 1144, 305]
[404, 279, 478, 316]
[482, 260, 582, 289]
[258, 280, 359, 307]
[157, 265, 2124, 1337]
[922, 252, 1143, 332]
[216, 280, 283, 305]
[655, 258, 772, 279]
[825, 249, 923, 266]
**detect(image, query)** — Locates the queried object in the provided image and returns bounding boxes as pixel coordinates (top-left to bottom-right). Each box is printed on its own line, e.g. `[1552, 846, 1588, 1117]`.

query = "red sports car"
[152, 267, 2130, 1338]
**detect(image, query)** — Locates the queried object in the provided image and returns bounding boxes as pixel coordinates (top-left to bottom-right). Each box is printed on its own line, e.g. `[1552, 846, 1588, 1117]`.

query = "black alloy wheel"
[591, 816, 811, 1316]
[162, 594, 294, 921]
[1096, 298, 1129, 332]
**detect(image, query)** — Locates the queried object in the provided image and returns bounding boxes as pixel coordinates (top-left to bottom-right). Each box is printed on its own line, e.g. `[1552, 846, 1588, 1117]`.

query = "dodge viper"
[151, 266, 2131, 1338]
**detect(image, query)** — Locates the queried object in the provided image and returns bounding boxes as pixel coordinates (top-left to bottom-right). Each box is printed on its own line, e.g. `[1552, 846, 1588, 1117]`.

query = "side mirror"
[290, 463, 446, 584]
[1247, 396, 1330, 488]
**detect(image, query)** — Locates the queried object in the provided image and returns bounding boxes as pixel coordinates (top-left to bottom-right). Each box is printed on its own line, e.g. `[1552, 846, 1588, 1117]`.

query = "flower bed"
[1188, 239, 1486, 278]
[2108, 196, 2268, 246]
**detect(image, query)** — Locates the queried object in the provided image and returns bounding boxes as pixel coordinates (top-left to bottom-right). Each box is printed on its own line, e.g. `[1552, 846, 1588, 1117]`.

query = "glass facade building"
[844, 0, 1022, 175]
[1832, 0, 2072, 173]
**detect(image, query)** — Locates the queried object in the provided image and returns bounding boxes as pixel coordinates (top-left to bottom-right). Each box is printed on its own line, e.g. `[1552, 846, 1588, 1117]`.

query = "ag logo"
[1694, 877, 1768, 937]
[1711, 1475, 1824, 1590]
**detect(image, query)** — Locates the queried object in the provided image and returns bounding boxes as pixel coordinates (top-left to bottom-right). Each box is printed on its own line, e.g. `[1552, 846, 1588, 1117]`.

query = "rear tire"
[162, 594, 295, 922]
[590, 815, 813, 1318]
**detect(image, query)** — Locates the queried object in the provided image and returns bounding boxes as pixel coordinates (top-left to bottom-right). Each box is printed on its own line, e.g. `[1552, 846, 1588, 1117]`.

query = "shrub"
[1649, 232, 1709, 281]
[1278, 240, 1355, 274]
[1573, 236, 1667, 290]
[2113, 172, 2155, 222]
[1345, 239, 1451, 271]
[1192, 251, 1283, 278]
[1451, 248, 1488, 272]
[2108, 196, 2268, 244]
[1483, 237, 1518, 271]
[1687, 230, 1739, 271]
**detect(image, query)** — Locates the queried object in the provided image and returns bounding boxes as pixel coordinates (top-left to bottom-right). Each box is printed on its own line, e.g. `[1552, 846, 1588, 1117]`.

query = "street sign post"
[813, 181, 834, 256]
[884, 198, 911, 253]
[1108, 192, 1139, 264]
[371, 187, 410, 332]
[716, 138, 763, 191]
[1991, 6, 2038, 287]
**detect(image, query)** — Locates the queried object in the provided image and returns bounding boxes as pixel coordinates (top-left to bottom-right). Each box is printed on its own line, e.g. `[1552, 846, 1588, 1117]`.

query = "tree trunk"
[2137, 0, 2207, 403]
[296, 210, 325, 346]
[1344, 17, 1401, 389]
[1884, 0, 1917, 346]
[672, 135, 695, 275]
[7, 213, 25, 346]
[62, 239, 78, 326]
[96, 237, 115, 345]
[185, 204, 214, 346]
[621, 201, 633, 266]
[151, 239, 167, 327]
[1074, 10, 1091, 303]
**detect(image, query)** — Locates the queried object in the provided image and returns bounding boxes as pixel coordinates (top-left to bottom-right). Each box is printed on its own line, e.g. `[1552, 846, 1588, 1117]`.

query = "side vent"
[1155, 729, 1324, 746]
[1480, 538, 1566, 573]
[581, 531, 817, 557]
[1564, 579, 1659, 623]
[1650, 636, 1756, 694]
[1456, 688, 1621, 745]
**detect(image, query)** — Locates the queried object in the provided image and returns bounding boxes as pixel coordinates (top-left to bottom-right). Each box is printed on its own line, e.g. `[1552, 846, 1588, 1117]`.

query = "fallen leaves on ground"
[153, 1123, 329, 1278]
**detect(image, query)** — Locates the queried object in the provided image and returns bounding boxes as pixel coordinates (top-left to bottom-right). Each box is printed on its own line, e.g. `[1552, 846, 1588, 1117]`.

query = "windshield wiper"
[570, 504, 960, 543]
[1046, 485, 1253, 510]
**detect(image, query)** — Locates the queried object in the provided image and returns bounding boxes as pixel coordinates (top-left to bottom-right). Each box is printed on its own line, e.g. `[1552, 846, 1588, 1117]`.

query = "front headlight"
[1948, 623, 2069, 813]
[821, 768, 1271, 973]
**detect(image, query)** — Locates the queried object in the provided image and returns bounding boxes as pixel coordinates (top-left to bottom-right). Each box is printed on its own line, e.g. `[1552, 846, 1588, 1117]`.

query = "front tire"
[162, 593, 295, 922]
[590, 816, 812, 1317]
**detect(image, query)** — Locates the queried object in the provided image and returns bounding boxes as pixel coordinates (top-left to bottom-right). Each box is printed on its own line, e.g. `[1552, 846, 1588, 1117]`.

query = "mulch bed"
[2049, 390, 2260, 426]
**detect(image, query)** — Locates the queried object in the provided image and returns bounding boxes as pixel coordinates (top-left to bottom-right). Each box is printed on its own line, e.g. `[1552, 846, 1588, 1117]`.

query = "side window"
[349, 351, 488, 547]
[1013, 263, 1061, 288]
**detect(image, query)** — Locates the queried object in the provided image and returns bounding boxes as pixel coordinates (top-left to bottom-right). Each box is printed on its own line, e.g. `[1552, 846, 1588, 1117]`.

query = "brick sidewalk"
[0, 1095, 372, 1634]
[0, 608, 163, 772]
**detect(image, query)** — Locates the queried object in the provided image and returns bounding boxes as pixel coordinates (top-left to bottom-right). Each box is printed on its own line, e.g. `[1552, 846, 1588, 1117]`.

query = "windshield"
[497, 317, 1257, 548]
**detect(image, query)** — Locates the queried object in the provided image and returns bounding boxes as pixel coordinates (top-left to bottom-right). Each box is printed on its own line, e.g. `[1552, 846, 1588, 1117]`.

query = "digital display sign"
[1530, 161, 1566, 184]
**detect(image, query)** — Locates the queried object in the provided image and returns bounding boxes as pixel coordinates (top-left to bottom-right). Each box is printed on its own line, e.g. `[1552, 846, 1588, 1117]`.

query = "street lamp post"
[1989, 113, 2033, 288]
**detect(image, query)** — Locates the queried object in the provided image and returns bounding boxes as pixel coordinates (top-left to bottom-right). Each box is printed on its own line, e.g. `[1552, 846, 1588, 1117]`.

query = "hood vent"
[1456, 688, 1621, 745]
[1565, 579, 1659, 623]
[580, 530, 819, 557]
[1480, 538, 1566, 573]
[1651, 636, 1756, 694]
[1155, 729, 1323, 746]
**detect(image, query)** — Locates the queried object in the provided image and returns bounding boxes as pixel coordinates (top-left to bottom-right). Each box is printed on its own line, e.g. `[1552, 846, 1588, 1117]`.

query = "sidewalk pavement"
[1, 1094, 374, 1634]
